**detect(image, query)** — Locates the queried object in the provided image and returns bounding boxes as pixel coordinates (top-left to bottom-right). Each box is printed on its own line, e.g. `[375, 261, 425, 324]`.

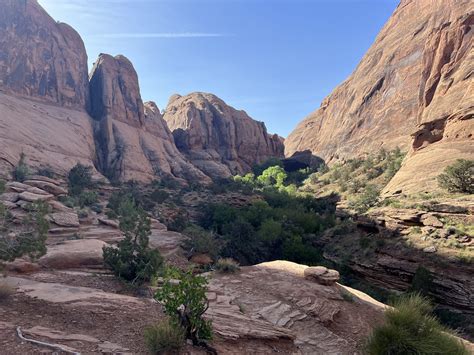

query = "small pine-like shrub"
[366, 294, 468, 355]
[183, 226, 221, 260]
[36, 167, 55, 178]
[0, 201, 49, 262]
[155, 269, 213, 344]
[144, 318, 185, 354]
[68, 163, 94, 196]
[12, 153, 29, 182]
[214, 258, 240, 273]
[349, 184, 380, 213]
[103, 198, 163, 285]
[437, 159, 474, 194]
[150, 188, 169, 204]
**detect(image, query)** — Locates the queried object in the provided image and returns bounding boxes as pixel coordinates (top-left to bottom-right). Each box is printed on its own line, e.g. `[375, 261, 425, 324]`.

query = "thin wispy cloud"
[90, 32, 229, 39]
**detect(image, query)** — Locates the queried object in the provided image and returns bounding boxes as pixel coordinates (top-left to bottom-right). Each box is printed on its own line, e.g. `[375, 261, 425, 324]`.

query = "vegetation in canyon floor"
[366, 294, 469, 355]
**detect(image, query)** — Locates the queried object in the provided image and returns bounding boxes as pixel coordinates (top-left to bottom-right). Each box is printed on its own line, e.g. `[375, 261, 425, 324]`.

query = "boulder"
[18, 191, 54, 202]
[421, 214, 443, 228]
[5, 259, 41, 274]
[304, 266, 340, 286]
[38, 239, 107, 269]
[50, 212, 80, 228]
[0, 192, 19, 203]
[26, 186, 49, 196]
[6, 182, 30, 193]
[24, 180, 68, 196]
[423, 246, 437, 253]
[98, 217, 119, 229]
[48, 200, 73, 212]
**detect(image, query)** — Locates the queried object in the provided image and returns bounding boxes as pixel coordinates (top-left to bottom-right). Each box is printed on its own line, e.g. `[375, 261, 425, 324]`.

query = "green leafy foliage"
[144, 318, 185, 354]
[12, 153, 29, 182]
[348, 184, 381, 213]
[257, 165, 287, 188]
[182, 226, 221, 260]
[103, 198, 163, 284]
[155, 269, 212, 342]
[437, 159, 474, 194]
[68, 163, 94, 196]
[0, 201, 49, 262]
[198, 190, 335, 265]
[366, 294, 468, 355]
[252, 157, 283, 176]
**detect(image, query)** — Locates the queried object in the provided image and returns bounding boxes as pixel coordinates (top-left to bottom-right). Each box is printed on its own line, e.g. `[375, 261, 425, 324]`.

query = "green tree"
[103, 198, 163, 284]
[438, 159, 474, 194]
[0, 201, 49, 263]
[155, 269, 213, 347]
[68, 163, 94, 196]
[257, 166, 287, 188]
[12, 153, 29, 182]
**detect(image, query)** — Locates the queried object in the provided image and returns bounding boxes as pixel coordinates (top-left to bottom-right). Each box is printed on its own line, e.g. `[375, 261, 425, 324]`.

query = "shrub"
[36, 167, 55, 178]
[182, 226, 221, 260]
[0, 201, 49, 262]
[438, 159, 474, 194]
[144, 318, 185, 354]
[0, 282, 14, 301]
[257, 165, 287, 188]
[366, 294, 468, 355]
[77, 191, 98, 208]
[214, 258, 240, 273]
[150, 189, 169, 204]
[252, 157, 283, 176]
[103, 198, 163, 284]
[166, 209, 189, 232]
[12, 153, 29, 182]
[0, 180, 5, 194]
[349, 184, 380, 213]
[68, 163, 94, 196]
[155, 269, 213, 344]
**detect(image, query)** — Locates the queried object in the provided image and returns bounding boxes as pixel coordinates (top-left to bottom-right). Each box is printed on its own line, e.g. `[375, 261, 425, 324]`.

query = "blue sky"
[39, 0, 399, 137]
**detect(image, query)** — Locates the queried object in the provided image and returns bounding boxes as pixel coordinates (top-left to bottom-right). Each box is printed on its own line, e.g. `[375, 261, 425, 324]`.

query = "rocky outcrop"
[0, 0, 97, 178]
[88, 54, 211, 183]
[163, 93, 284, 178]
[286, 0, 473, 194]
[0, 0, 90, 109]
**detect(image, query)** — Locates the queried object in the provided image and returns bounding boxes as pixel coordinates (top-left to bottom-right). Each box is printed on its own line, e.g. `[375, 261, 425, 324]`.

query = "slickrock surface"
[286, 0, 473, 194]
[207, 261, 385, 354]
[163, 92, 285, 178]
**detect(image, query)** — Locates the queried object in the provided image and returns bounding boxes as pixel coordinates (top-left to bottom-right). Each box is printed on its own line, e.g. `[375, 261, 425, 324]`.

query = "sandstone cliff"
[0, 0, 90, 109]
[286, 0, 473, 194]
[88, 54, 210, 183]
[0, 0, 96, 177]
[163, 93, 285, 178]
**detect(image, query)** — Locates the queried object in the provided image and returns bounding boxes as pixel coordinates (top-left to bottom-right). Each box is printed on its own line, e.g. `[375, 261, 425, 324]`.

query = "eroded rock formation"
[88, 54, 211, 183]
[163, 92, 285, 178]
[286, 0, 474, 194]
[0, 0, 90, 109]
